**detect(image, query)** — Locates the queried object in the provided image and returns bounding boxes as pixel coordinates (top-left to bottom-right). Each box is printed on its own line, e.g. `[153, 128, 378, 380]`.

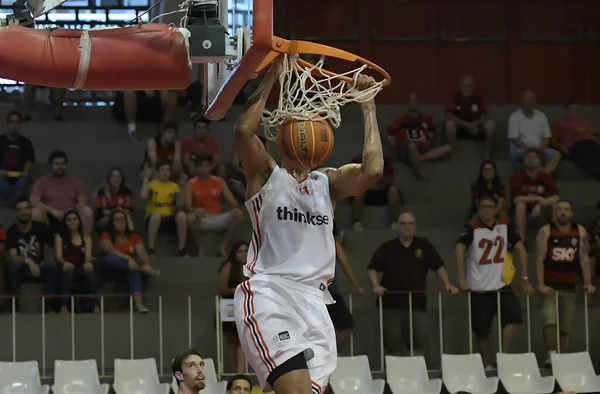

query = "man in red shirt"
[182, 117, 221, 176]
[552, 101, 600, 180]
[510, 149, 560, 237]
[387, 93, 451, 180]
[445, 75, 496, 160]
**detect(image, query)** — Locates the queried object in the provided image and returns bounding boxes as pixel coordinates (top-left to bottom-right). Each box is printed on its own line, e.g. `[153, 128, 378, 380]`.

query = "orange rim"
[253, 36, 391, 87]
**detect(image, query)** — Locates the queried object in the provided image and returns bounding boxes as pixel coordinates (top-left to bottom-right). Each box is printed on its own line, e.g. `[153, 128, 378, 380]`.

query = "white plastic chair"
[0, 361, 50, 394]
[442, 354, 498, 394]
[330, 355, 385, 394]
[113, 358, 170, 394]
[385, 356, 441, 394]
[52, 359, 109, 394]
[497, 353, 554, 394]
[551, 351, 600, 393]
[170, 358, 227, 394]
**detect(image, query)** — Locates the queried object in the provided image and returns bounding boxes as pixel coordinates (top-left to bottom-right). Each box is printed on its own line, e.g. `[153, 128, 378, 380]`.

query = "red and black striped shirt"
[544, 223, 580, 290]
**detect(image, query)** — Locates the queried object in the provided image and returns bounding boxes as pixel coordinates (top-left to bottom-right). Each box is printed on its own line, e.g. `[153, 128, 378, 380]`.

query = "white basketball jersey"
[244, 166, 336, 291]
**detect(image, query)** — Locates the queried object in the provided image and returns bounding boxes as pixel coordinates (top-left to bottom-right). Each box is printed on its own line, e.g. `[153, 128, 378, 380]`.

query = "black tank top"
[62, 237, 86, 267]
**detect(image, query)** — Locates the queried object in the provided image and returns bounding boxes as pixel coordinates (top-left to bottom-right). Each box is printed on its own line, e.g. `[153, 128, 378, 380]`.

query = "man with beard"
[5, 197, 57, 312]
[30, 151, 94, 235]
[536, 200, 595, 368]
[172, 349, 206, 394]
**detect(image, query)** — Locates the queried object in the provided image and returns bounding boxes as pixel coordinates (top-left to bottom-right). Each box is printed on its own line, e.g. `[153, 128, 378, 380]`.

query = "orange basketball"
[276, 119, 334, 170]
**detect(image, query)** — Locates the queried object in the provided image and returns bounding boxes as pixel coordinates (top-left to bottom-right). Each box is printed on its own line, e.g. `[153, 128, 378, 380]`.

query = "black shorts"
[144, 214, 178, 232]
[456, 125, 485, 141]
[364, 186, 390, 206]
[112, 91, 164, 123]
[327, 292, 354, 331]
[471, 287, 522, 339]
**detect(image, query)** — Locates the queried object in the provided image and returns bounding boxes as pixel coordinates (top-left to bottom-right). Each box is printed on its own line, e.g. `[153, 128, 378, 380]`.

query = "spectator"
[95, 167, 134, 231]
[445, 75, 496, 160]
[226, 374, 252, 394]
[0, 110, 35, 205]
[510, 149, 560, 237]
[552, 101, 600, 180]
[142, 121, 184, 184]
[585, 200, 600, 284]
[470, 161, 506, 217]
[112, 90, 178, 137]
[172, 349, 205, 394]
[22, 85, 66, 121]
[141, 159, 187, 256]
[351, 155, 402, 230]
[99, 209, 159, 313]
[536, 201, 595, 367]
[386, 93, 451, 179]
[508, 90, 561, 174]
[182, 117, 221, 177]
[328, 222, 364, 348]
[217, 241, 249, 373]
[5, 198, 57, 312]
[185, 155, 243, 257]
[55, 209, 97, 313]
[455, 195, 532, 369]
[31, 151, 94, 236]
[367, 212, 458, 356]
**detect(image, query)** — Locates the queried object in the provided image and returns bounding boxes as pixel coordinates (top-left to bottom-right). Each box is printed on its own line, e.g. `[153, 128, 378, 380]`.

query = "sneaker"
[485, 365, 496, 372]
[135, 304, 149, 314]
[352, 222, 364, 231]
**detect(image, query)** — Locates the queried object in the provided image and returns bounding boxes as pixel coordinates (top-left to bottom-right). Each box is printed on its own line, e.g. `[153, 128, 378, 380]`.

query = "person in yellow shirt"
[141, 159, 187, 256]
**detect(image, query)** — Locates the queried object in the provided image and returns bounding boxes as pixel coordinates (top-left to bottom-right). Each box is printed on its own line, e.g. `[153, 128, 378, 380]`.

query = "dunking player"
[233, 61, 383, 394]
[172, 349, 206, 394]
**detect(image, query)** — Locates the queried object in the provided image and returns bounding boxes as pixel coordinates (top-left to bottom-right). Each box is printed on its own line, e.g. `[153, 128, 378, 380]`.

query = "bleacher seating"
[442, 354, 498, 394]
[551, 352, 600, 393]
[52, 359, 109, 394]
[113, 358, 170, 394]
[330, 356, 385, 394]
[385, 355, 441, 394]
[0, 360, 50, 394]
[496, 353, 554, 394]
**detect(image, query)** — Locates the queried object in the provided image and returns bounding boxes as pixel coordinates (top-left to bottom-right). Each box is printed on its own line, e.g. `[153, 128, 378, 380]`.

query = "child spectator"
[142, 121, 185, 184]
[95, 167, 134, 231]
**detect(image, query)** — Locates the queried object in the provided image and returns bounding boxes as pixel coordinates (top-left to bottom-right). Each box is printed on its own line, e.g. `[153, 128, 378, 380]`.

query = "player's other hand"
[446, 284, 459, 295]
[355, 75, 375, 91]
[459, 279, 471, 291]
[584, 284, 596, 294]
[355, 287, 365, 296]
[373, 286, 386, 296]
[538, 285, 553, 294]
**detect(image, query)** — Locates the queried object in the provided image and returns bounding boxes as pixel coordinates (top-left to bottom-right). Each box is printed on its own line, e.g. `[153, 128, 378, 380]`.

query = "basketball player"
[233, 60, 383, 394]
[456, 194, 533, 369]
[172, 349, 205, 394]
[536, 200, 595, 367]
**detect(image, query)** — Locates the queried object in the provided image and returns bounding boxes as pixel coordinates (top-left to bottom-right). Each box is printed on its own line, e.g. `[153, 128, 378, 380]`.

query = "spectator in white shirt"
[508, 90, 561, 174]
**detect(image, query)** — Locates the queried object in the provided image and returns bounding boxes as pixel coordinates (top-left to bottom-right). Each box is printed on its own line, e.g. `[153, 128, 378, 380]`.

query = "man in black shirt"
[4, 198, 57, 312]
[0, 111, 35, 205]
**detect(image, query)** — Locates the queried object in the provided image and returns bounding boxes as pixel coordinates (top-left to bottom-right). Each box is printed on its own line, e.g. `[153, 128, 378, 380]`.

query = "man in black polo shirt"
[367, 212, 458, 356]
[445, 75, 496, 160]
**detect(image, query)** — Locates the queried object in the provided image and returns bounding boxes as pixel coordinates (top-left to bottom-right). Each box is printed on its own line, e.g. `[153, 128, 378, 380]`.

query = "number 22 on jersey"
[478, 236, 505, 265]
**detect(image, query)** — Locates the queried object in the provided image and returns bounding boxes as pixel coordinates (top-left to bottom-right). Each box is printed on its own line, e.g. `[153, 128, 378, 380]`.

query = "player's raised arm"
[326, 76, 384, 201]
[234, 61, 282, 178]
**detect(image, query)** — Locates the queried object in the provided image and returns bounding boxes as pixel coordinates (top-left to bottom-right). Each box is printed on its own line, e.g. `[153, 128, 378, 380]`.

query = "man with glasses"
[456, 194, 533, 370]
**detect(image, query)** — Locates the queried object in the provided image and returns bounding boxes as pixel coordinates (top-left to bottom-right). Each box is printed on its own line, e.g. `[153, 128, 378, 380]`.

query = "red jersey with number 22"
[457, 216, 522, 291]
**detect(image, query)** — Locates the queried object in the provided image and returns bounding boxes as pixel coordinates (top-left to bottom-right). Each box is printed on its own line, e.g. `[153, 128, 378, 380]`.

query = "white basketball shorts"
[234, 274, 337, 393]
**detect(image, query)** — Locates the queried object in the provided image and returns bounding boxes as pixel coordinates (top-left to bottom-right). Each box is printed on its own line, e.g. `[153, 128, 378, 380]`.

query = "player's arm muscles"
[234, 63, 281, 178]
[322, 101, 384, 201]
[579, 225, 593, 287]
[536, 225, 549, 287]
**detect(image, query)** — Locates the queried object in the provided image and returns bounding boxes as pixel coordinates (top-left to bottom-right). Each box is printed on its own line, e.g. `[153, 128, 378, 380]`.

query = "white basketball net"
[262, 53, 384, 140]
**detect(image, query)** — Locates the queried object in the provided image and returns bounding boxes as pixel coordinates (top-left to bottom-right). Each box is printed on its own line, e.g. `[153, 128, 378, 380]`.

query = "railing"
[0, 289, 593, 378]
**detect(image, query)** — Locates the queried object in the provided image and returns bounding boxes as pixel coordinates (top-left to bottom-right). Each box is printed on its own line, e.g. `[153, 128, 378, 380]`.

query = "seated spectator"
[22, 85, 65, 121]
[31, 151, 94, 235]
[386, 93, 451, 179]
[186, 155, 243, 256]
[217, 241, 249, 373]
[552, 101, 600, 180]
[225, 374, 252, 394]
[182, 117, 221, 177]
[112, 90, 178, 137]
[5, 198, 57, 312]
[367, 212, 458, 356]
[508, 90, 561, 174]
[0, 110, 35, 205]
[470, 160, 506, 217]
[55, 209, 97, 313]
[141, 159, 187, 256]
[351, 155, 402, 230]
[510, 149, 560, 237]
[99, 209, 159, 313]
[142, 121, 185, 184]
[445, 75, 496, 160]
[96, 167, 134, 231]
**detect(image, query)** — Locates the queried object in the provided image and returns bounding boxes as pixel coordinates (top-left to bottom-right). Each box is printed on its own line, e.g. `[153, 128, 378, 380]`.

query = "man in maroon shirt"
[552, 101, 600, 180]
[445, 75, 496, 160]
[510, 149, 560, 237]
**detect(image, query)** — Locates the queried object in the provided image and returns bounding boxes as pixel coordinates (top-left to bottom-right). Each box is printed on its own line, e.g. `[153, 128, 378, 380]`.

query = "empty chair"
[0, 361, 50, 394]
[113, 358, 170, 394]
[497, 353, 554, 394]
[52, 360, 109, 394]
[442, 354, 498, 394]
[171, 358, 227, 394]
[330, 355, 385, 394]
[386, 356, 442, 394]
[551, 351, 600, 393]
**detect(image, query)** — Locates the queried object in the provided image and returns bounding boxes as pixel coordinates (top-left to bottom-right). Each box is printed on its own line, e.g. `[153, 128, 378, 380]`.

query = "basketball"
[276, 119, 335, 170]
